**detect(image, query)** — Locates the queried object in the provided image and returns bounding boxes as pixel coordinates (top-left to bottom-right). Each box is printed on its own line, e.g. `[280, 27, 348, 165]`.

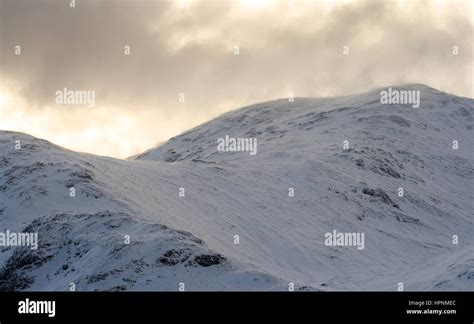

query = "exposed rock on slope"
[1, 84, 473, 290]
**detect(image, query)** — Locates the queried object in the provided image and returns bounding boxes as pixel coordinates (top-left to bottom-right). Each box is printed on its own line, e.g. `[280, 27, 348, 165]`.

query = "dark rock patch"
[158, 249, 192, 266]
[362, 188, 399, 208]
[193, 254, 226, 267]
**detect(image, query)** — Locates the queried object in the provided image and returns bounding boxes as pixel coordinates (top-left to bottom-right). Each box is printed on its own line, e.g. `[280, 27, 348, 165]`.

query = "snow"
[0, 84, 473, 291]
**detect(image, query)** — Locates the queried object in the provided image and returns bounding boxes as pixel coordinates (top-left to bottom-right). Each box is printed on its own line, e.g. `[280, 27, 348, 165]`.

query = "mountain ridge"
[1, 84, 473, 291]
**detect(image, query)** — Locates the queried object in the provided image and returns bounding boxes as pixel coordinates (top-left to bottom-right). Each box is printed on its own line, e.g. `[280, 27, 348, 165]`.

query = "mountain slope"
[1, 84, 473, 290]
[0, 132, 287, 291]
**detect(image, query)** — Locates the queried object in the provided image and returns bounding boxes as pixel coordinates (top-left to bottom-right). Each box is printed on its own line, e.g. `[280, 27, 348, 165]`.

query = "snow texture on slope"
[1, 84, 473, 291]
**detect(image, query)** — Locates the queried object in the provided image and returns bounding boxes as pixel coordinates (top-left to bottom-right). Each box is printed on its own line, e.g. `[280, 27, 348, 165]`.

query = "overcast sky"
[0, 0, 472, 158]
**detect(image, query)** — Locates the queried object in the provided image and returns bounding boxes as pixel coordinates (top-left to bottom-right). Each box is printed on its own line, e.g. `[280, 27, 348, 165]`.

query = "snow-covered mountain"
[1, 84, 473, 291]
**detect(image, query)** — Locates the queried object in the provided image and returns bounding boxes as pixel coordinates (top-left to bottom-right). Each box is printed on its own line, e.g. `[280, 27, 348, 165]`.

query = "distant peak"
[372, 83, 442, 94]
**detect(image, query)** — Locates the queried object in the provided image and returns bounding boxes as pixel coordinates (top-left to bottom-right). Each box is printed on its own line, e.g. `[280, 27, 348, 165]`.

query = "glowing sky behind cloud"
[0, 0, 472, 158]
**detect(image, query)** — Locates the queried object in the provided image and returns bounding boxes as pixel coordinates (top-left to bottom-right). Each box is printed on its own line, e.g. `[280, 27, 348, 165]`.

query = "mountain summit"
[1, 85, 473, 291]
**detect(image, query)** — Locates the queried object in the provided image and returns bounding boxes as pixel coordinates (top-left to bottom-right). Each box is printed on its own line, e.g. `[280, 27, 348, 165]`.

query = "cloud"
[0, 0, 472, 157]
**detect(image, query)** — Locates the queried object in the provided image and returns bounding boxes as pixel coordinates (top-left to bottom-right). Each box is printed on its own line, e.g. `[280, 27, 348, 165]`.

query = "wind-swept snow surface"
[1, 84, 473, 291]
